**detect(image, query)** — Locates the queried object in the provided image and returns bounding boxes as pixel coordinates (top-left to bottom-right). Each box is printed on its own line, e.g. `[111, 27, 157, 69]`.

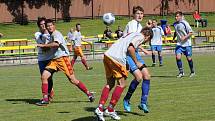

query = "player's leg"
[36, 69, 53, 106]
[185, 46, 195, 77]
[81, 55, 93, 70]
[157, 45, 163, 66]
[151, 45, 156, 66]
[71, 54, 77, 67]
[138, 67, 151, 113]
[104, 77, 125, 120]
[175, 46, 184, 77]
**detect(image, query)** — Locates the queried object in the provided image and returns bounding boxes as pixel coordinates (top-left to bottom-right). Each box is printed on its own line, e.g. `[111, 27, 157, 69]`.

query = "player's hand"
[181, 36, 186, 41]
[37, 44, 44, 47]
[136, 61, 143, 69]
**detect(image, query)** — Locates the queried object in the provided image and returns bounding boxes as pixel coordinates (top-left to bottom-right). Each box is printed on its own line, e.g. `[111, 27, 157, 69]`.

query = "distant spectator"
[115, 26, 123, 38]
[165, 24, 172, 36]
[103, 26, 112, 39]
[193, 10, 207, 27]
[0, 33, 3, 38]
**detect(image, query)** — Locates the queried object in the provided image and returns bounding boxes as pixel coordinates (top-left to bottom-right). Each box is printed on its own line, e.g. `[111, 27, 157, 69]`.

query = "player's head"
[37, 17, 46, 31]
[76, 23, 81, 31]
[152, 19, 157, 27]
[45, 19, 55, 33]
[132, 6, 144, 22]
[141, 27, 153, 43]
[175, 11, 183, 22]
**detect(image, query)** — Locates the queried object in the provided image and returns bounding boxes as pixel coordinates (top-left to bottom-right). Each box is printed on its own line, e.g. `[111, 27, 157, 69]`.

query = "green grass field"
[0, 54, 215, 121]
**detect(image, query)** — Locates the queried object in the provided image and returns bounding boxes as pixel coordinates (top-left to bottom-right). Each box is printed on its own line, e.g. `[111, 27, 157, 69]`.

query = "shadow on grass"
[151, 75, 176, 78]
[71, 116, 96, 121]
[5, 99, 89, 105]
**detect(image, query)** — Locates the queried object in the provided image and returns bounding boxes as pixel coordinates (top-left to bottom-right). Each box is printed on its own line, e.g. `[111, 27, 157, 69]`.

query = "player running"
[36, 19, 95, 106]
[94, 27, 153, 121]
[150, 19, 166, 67]
[174, 11, 195, 78]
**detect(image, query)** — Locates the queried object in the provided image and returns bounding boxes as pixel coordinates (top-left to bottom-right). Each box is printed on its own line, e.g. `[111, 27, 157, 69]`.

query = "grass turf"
[0, 54, 215, 121]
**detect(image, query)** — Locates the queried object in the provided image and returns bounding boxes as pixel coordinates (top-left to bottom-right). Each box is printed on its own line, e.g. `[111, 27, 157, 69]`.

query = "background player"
[36, 19, 95, 106]
[150, 19, 165, 67]
[94, 27, 153, 121]
[70, 23, 93, 70]
[174, 11, 195, 78]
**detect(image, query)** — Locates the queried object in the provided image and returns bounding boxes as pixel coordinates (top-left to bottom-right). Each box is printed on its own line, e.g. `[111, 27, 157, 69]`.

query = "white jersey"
[50, 30, 70, 59]
[151, 26, 164, 45]
[67, 31, 73, 42]
[71, 30, 82, 47]
[123, 20, 142, 35]
[35, 32, 55, 61]
[174, 20, 193, 47]
[105, 32, 145, 66]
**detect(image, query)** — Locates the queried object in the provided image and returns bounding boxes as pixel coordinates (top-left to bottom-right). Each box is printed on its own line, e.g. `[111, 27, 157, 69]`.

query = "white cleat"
[95, 107, 105, 121]
[189, 72, 195, 77]
[104, 109, 121, 120]
[177, 72, 184, 78]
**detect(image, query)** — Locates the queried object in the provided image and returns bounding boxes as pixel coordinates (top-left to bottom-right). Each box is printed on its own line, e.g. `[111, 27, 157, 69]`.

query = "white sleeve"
[131, 35, 144, 49]
[34, 32, 41, 40]
[123, 24, 129, 36]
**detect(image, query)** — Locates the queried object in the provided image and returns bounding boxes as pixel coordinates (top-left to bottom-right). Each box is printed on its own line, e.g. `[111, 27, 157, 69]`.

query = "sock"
[77, 81, 90, 96]
[141, 80, 150, 104]
[98, 86, 110, 111]
[71, 59, 76, 67]
[159, 55, 163, 65]
[81, 59, 88, 69]
[48, 77, 53, 94]
[188, 59, 194, 73]
[124, 79, 139, 100]
[176, 59, 183, 73]
[108, 86, 124, 112]
[42, 83, 48, 101]
[152, 54, 156, 64]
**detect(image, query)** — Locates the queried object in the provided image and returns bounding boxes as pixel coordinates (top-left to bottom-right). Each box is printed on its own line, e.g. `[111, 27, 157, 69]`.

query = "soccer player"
[123, 6, 151, 113]
[94, 27, 153, 121]
[35, 17, 54, 101]
[150, 19, 165, 67]
[36, 19, 95, 106]
[174, 11, 195, 78]
[70, 23, 93, 70]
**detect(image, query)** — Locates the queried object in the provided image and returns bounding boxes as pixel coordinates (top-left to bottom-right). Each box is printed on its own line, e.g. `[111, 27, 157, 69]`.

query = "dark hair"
[141, 27, 153, 40]
[175, 11, 183, 16]
[152, 19, 157, 22]
[133, 6, 144, 14]
[45, 19, 54, 26]
[37, 17, 46, 27]
[76, 23, 81, 28]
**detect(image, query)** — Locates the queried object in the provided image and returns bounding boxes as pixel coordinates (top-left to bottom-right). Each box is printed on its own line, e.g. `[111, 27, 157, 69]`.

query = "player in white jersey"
[35, 17, 55, 101]
[95, 27, 153, 121]
[70, 23, 93, 70]
[122, 6, 152, 113]
[150, 19, 165, 67]
[36, 19, 95, 106]
[174, 11, 195, 78]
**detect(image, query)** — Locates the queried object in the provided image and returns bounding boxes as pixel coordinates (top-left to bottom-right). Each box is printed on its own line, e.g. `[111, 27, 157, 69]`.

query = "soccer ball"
[103, 13, 115, 26]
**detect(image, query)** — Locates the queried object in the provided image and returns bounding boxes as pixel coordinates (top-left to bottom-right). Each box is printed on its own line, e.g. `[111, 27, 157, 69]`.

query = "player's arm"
[181, 32, 193, 41]
[37, 41, 59, 48]
[139, 45, 151, 55]
[127, 43, 142, 68]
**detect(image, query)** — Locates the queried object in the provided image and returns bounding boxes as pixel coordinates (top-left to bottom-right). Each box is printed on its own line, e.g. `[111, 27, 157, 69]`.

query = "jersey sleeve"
[185, 21, 193, 33]
[123, 24, 129, 36]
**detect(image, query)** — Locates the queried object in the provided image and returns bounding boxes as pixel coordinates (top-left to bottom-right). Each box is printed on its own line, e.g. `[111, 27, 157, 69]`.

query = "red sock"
[81, 59, 88, 68]
[71, 59, 76, 67]
[77, 81, 90, 96]
[42, 83, 48, 101]
[99, 86, 110, 105]
[108, 86, 124, 112]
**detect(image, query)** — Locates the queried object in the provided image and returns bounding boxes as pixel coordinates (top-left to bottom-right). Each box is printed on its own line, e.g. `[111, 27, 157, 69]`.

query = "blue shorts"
[175, 46, 192, 57]
[38, 60, 51, 75]
[151, 45, 162, 51]
[127, 51, 145, 73]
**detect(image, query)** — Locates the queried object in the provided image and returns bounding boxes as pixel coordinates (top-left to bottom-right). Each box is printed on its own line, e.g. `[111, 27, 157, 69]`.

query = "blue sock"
[152, 54, 156, 64]
[176, 59, 183, 73]
[188, 59, 194, 73]
[159, 55, 162, 65]
[124, 79, 139, 101]
[141, 80, 150, 104]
